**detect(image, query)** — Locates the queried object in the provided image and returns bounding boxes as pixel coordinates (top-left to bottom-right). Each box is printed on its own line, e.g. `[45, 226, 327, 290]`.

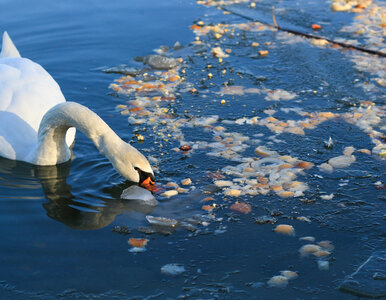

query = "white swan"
[0, 32, 154, 183]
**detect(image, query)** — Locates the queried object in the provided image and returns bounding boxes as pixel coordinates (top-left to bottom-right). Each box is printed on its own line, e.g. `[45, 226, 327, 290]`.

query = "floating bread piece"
[271, 185, 283, 192]
[129, 238, 148, 248]
[312, 24, 322, 30]
[225, 189, 241, 197]
[310, 39, 329, 47]
[279, 163, 293, 170]
[280, 270, 298, 280]
[267, 275, 288, 288]
[357, 149, 371, 155]
[297, 216, 311, 223]
[318, 112, 335, 118]
[211, 47, 229, 58]
[295, 161, 314, 170]
[214, 180, 233, 187]
[274, 224, 295, 236]
[318, 240, 335, 251]
[299, 244, 322, 256]
[331, 2, 352, 11]
[202, 204, 216, 211]
[165, 182, 179, 188]
[286, 127, 305, 135]
[161, 190, 178, 198]
[278, 191, 294, 198]
[229, 202, 252, 214]
[255, 146, 277, 156]
[314, 250, 331, 257]
[177, 187, 189, 193]
[181, 178, 192, 185]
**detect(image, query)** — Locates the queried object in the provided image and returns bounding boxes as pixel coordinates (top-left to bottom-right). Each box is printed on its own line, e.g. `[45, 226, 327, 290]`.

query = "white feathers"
[0, 32, 153, 182]
[0, 32, 21, 58]
[0, 32, 75, 161]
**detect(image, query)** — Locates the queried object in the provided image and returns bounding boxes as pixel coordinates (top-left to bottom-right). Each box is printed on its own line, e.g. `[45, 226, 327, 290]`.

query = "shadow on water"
[0, 156, 156, 230]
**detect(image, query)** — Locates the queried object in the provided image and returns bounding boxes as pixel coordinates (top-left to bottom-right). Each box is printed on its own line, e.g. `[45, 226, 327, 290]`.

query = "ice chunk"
[320, 193, 334, 200]
[121, 185, 158, 206]
[219, 85, 244, 95]
[143, 55, 181, 70]
[319, 163, 334, 173]
[318, 260, 329, 270]
[161, 263, 186, 276]
[264, 89, 297, 101]
[328, 155, 356, 168]
[102, 65, 140, 76]
[340, 251, 386, 298]
[324, 137, 334, 149]
[129, 247, 147, 253]
[343, 146, 355, 156]
[146, 216, 178, 227]
[255, 215, 277, 225]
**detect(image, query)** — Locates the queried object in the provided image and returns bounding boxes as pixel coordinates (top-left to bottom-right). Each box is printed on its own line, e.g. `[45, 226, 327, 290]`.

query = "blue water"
[0, 0, 385, 299]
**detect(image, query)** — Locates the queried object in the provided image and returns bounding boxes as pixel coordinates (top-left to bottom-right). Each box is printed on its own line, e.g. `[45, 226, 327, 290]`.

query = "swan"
[0, 31, 154, 183]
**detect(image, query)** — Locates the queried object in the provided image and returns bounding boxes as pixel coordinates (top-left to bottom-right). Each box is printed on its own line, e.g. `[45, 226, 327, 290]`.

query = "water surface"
[0, 0, 385, 299]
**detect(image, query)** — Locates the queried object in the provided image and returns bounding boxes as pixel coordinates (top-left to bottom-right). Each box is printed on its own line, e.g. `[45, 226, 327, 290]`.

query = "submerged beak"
[136, 168, 162, 193]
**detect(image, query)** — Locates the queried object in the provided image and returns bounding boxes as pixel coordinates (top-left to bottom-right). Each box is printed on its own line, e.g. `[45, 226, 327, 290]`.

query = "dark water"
[0, 0, 385, 299]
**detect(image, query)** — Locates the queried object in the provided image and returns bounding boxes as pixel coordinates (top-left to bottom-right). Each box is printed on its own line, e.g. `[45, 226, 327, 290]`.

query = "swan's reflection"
[0, 156, 156, 230]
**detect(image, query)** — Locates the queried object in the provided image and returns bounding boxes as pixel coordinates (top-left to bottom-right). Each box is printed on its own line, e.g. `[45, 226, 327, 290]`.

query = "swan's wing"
[0, 57, 67, 132]
[1, 32, 21, 58]
[0, 111, 37, 160]
[0, 54, 76, 161]
[0, 63, 20, 111]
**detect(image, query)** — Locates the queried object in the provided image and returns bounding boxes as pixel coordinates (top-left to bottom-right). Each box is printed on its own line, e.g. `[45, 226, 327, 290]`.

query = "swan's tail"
[1, 31, 21, 58]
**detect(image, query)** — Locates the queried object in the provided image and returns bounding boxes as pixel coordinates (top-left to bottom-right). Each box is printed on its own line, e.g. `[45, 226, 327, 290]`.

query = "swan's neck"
[30, 102, 123, 165]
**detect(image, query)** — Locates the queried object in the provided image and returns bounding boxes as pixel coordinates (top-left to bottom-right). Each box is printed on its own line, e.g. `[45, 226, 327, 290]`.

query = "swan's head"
[107, 140, 155, 184]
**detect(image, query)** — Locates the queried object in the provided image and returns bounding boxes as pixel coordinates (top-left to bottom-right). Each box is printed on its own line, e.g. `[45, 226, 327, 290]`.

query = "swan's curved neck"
[30, 102, 122, 165]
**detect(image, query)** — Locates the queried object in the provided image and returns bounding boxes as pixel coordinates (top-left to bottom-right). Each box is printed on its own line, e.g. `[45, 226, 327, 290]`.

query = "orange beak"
[140, 176, 162, 192]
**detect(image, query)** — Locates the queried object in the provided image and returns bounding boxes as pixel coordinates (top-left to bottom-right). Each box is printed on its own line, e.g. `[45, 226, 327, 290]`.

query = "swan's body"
[0, 32, 154, 183]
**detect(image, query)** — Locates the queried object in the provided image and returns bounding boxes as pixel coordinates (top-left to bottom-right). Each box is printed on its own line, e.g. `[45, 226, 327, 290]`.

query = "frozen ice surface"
[340, 251, 386, 298]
